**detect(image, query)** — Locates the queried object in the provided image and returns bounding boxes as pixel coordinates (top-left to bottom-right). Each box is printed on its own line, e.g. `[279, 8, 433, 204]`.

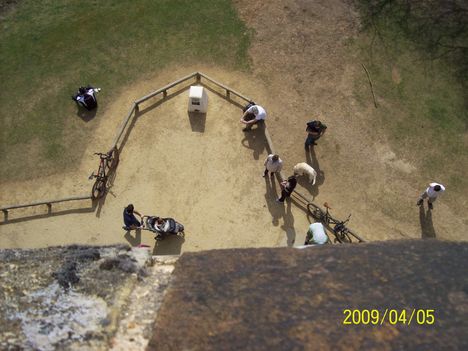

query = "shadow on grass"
[76, 106, 98, 122]
[419, 204, 437, 239]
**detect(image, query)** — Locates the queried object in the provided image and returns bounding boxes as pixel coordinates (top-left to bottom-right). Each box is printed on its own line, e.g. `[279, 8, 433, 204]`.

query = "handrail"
[1, 195, 92, 221]
[1, 195, 92, 211]
[111, 103, 137, 151]
[198, 72, 252, 103]
[1, 72, 364, 243]
[134, 72, 198, 105]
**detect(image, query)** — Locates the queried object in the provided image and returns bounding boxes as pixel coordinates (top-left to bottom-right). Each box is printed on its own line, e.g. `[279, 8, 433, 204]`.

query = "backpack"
[242, 101, 256, 113]
[83, 93, 97, 110]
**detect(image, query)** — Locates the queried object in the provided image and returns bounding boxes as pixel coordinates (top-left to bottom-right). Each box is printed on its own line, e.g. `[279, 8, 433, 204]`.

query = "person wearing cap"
[123, 204, 143, 230]
[263, 154, 283, 178]
[305, 120, 327, 148]
[240, 104, 267, 131]
[417, 182, 445, 210]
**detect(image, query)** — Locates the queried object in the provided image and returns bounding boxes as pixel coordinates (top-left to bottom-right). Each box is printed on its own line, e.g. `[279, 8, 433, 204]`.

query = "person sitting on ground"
[277, 175, 297, 203]
[123, 204, 142, 230]
[240, 104, 267, 131]
[72, 85, 101, 110]
[304, 222, 329, 245]
[305, 119, 327, 148]
[263, 154, 283, 178]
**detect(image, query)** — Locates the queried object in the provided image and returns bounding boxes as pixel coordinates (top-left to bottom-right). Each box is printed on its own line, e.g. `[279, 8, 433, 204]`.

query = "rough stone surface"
[110, 255, 178, 351]
[0, 244, 157, 350]
[148, 240, 468, 351]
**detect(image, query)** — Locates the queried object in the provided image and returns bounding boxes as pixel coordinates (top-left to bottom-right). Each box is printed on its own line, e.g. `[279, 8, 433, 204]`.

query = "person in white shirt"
[263, 154, 283, 178]
[240, 104, 266, 131]
[417, 182, 445, 209]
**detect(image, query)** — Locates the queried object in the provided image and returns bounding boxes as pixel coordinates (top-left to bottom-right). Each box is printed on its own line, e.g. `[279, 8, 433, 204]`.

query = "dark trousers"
[278, 189, 291, 202]
[243, 113, 261, 130]
[305, 134, 320, 147]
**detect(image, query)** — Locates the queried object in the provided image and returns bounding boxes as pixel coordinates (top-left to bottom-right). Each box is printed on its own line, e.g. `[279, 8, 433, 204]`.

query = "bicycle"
[89, 146, 119, 199]
[307, 202, 355, 243]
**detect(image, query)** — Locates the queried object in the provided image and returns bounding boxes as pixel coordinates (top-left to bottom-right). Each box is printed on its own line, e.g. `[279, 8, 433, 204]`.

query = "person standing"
[240, 104, 267, 131]
[263, 154, 283, 178]
[123, 204, 143, 230]
[417, 182, 445, 210]
[277, 175, 297, 203]
[305, 120, 327, 148]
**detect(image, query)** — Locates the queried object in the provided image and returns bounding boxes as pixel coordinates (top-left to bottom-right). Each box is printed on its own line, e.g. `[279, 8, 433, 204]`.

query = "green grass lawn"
[0, 0, 251, 181]
[351, 3, 467, 214]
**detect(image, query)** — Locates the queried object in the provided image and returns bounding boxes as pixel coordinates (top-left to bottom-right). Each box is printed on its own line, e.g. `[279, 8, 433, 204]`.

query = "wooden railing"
[1, 195, 92, 222]
[1, 71, 365, 242]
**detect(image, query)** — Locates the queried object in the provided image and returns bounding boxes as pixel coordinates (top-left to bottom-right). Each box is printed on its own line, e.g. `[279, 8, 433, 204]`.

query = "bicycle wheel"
[335, 229, 352, 243]
[307, 203, 324, 221]
[92, 178, 106, 199]
[108, 147, 119, 170]
[343, 228, 364, 243]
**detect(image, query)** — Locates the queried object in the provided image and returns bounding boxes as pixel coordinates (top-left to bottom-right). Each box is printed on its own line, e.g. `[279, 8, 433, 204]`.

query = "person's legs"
[428, 196, 437, 209]
[417, 191, 428, 206]
[305, 134, 318, 148]
[304, 230, 312, 245]
[242, 113, 257, 131]
[277, 189, 288, 202]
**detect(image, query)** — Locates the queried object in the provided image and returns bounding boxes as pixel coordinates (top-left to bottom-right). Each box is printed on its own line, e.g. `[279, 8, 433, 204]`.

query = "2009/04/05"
[343, 309, 435, 325]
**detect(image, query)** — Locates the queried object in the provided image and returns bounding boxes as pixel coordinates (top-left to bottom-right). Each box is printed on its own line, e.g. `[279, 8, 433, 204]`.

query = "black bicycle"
[89, 147, 119, 199]
[307, 202, 356, 243]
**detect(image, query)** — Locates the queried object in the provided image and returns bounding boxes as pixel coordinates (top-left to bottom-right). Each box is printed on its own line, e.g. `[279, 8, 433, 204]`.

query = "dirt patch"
[0, 66, 311, 251]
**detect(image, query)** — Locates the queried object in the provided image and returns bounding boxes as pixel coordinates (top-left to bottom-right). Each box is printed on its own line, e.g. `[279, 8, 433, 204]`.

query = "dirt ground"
[0, 67, 313, 252]
[1, 0, 467, 251]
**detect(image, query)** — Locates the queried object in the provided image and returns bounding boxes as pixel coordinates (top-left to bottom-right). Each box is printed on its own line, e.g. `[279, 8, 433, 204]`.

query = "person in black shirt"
[305, 120, 327, 148]
[277, 175, 297, 203]
[122, 204, 143, 230]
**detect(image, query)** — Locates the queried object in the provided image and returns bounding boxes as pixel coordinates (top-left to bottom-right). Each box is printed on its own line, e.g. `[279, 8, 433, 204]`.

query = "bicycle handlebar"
[94, 152, 111, 159]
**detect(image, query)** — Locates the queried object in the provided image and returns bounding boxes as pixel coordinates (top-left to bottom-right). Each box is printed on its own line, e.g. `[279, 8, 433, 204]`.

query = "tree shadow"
[124, 228, 142, 246]
[152, 235, 185, 255]
[305, 147, 325, 199]
[419, 204, 437, 239]
[241, 123, 267, 160]
[76, 106, 98, 122]
[188, 112, 206, 133]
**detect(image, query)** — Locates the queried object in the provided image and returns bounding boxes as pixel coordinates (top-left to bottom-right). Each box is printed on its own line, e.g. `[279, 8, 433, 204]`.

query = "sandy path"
[0, 67, 311, 252]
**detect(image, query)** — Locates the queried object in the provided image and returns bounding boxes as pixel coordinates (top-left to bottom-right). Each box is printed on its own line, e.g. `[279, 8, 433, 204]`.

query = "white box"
[188, 86, 208, 113]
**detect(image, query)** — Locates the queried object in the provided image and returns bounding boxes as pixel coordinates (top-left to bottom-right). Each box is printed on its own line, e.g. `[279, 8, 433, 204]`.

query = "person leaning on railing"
[240, 104, 267, 131]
